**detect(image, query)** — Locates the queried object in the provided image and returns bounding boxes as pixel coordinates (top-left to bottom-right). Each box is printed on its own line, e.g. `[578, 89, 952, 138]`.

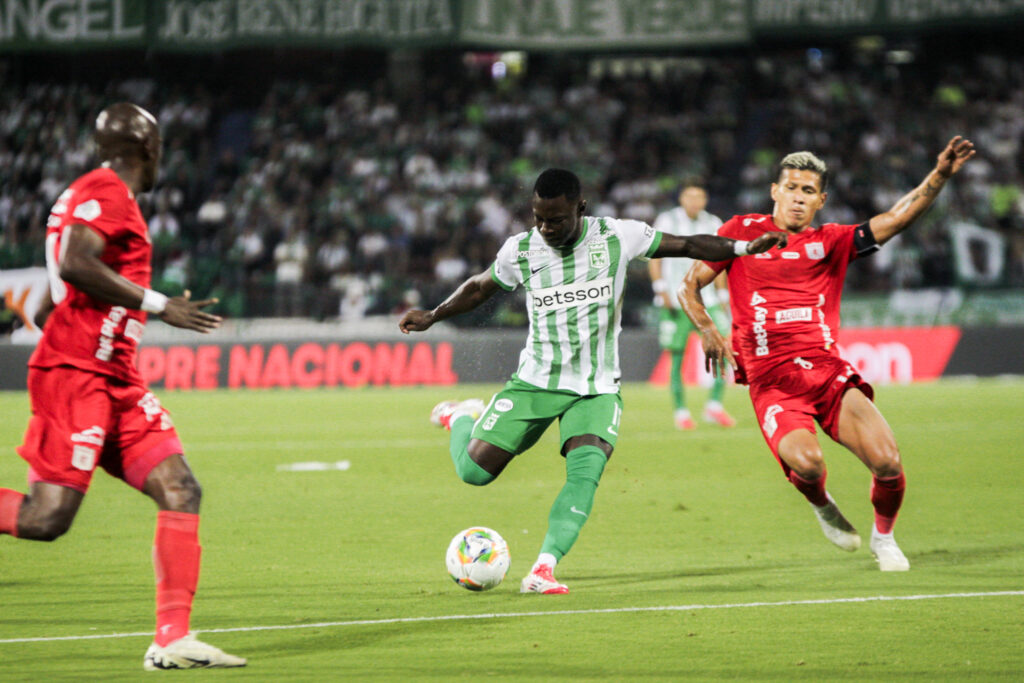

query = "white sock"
[705, 400, 723, 412]
[533, 553, 558, 571]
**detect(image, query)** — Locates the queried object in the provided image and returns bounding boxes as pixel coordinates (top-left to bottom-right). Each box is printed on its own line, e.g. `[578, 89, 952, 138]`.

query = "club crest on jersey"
[805, 242, 825, 260]
[588, 241, 609, 268]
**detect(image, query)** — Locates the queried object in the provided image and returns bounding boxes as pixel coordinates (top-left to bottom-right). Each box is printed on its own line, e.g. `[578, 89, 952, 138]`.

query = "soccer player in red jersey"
[679, 137, 975, 571]
[0, 103, 246, 669]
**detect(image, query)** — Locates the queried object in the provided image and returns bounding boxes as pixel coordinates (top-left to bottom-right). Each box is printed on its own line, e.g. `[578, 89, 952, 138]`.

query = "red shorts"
[16, 366, 183, 494]
[748, 354, 873, 475]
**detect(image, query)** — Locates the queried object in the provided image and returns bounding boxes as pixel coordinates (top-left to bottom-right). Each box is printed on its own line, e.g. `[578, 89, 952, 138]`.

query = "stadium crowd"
[1, 50, 1022, 322]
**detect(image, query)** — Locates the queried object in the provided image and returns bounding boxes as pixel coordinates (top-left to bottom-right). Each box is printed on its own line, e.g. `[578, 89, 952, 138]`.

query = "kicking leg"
[431, 399, 498, 485]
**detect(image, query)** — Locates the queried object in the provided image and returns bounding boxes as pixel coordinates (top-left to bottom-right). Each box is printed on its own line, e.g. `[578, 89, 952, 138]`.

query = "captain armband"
[140, 289, 169, 314]
[852, 222, 880, 257]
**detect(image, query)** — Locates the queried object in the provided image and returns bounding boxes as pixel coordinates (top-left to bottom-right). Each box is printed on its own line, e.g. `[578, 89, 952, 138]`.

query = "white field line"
[1, 590, 1020, 645]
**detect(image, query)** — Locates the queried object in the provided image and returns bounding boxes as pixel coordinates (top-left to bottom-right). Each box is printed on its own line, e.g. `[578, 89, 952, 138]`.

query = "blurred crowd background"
[1, 42, 1021, 329]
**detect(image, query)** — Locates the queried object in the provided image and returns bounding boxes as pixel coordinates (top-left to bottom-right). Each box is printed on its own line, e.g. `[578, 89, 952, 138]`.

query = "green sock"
[710, 373, 725, 403]
[539, 445, 608, 561]
[449, 415, 494, 486]
[670, 351, 685, 410]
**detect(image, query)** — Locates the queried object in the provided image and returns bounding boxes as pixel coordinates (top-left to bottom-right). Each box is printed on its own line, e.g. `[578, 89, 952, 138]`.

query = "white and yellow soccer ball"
[445, 527, 511, 591]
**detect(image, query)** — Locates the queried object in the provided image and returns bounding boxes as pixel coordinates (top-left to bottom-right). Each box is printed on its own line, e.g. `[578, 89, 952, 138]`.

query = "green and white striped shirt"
[652, 207, 723, 309]
[490, 216, 662, 395]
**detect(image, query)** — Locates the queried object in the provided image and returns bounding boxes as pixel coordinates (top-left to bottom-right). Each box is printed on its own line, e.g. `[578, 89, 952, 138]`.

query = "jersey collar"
[565, 216, 591, 251]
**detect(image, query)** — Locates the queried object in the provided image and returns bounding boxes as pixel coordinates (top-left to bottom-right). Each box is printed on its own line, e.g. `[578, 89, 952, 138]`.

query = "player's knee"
[565, 446, 608, 487]
[161, 474, 202, 512]
[786, 447, 825, 478]
[459, 468, 495, 486]
[870, 442, 902, 478]
[19, 513, 74, 542]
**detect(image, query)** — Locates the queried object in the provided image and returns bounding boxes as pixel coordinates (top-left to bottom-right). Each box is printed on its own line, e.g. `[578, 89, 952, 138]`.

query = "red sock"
[788, 470, 829, 507]
[871, 472, 906, 534]
[0, 489, 24, 537]
[153, 511, 201, 646]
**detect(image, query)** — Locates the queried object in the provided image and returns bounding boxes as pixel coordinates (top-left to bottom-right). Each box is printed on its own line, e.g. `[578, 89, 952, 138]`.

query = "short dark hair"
[680, 176, 706, 192]
[534, 168, 581, 201]
[778, 151, 829, 191]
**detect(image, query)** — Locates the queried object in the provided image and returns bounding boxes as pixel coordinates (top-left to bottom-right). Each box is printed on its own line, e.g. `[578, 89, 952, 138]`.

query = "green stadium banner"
[458, 0, 750, 49]
[1, 0, 1022, 51]
[154, 0, 457, 50]
[0, 0, 148, 49]
[751, 0, 1024, 34]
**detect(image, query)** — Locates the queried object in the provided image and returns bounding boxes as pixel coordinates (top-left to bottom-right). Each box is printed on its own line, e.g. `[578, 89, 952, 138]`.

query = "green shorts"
[471, 377, 623, 455]
[657, 305, 729, 352]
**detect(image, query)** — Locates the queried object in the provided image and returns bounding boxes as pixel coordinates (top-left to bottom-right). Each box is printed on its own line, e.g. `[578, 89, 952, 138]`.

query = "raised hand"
[935, 135, 976, 178]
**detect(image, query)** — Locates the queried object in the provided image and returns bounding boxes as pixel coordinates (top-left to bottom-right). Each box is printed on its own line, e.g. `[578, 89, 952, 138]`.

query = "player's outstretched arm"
[399, 269, 500, 334]
[653, 231, 787, 261]
[59, 224, 222, 333]
[869, 135, 976, 246]
[678, 262, 736, 377]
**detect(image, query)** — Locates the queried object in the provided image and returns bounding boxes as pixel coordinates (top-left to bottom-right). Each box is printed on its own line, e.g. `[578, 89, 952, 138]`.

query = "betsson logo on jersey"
[531, 278, 613, 313]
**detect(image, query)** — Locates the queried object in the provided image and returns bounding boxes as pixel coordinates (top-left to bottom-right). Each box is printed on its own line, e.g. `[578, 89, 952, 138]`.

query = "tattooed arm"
[869, 136, 975, 246]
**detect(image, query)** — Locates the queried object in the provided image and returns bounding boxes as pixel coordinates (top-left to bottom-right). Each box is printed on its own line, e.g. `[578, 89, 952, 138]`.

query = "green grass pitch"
[1, 379, 1022, 680]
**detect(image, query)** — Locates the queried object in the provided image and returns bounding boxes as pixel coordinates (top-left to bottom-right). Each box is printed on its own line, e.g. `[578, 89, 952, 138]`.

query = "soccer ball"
[445, 526, 510, 591]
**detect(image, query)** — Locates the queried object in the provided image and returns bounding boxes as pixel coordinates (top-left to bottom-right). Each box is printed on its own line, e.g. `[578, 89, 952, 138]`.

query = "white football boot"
[143, 633, 247, 670]
[870, 529, 910, 571]
[520, 564, 569, 595]
[811, 493, 862, 551]
[430, 399, 485, 430]
[429, 400, 459, 427]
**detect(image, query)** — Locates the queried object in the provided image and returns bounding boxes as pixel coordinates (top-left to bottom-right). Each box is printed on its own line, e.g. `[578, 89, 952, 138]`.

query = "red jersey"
[31, 167, 152, 382]
[705, 213, 872, 384]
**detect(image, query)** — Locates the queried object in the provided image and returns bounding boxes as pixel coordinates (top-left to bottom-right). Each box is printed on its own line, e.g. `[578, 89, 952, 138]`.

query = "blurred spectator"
[273, 227, 309, 317]
[1, 48, 1022, 320]
[149, 197, 181, 246]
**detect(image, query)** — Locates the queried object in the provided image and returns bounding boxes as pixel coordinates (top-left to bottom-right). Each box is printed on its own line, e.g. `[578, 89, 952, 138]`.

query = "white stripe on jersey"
[652, 207, 723, 309]
[493, 216, 657, 395]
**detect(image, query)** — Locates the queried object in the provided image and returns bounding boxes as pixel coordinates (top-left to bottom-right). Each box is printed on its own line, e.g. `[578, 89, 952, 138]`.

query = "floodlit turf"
[1, 379, 1022, 680]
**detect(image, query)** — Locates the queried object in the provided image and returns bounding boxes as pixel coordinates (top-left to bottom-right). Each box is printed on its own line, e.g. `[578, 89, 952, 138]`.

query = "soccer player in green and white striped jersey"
[399, 169, 786, 594]
[649, 179, 735, 430]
